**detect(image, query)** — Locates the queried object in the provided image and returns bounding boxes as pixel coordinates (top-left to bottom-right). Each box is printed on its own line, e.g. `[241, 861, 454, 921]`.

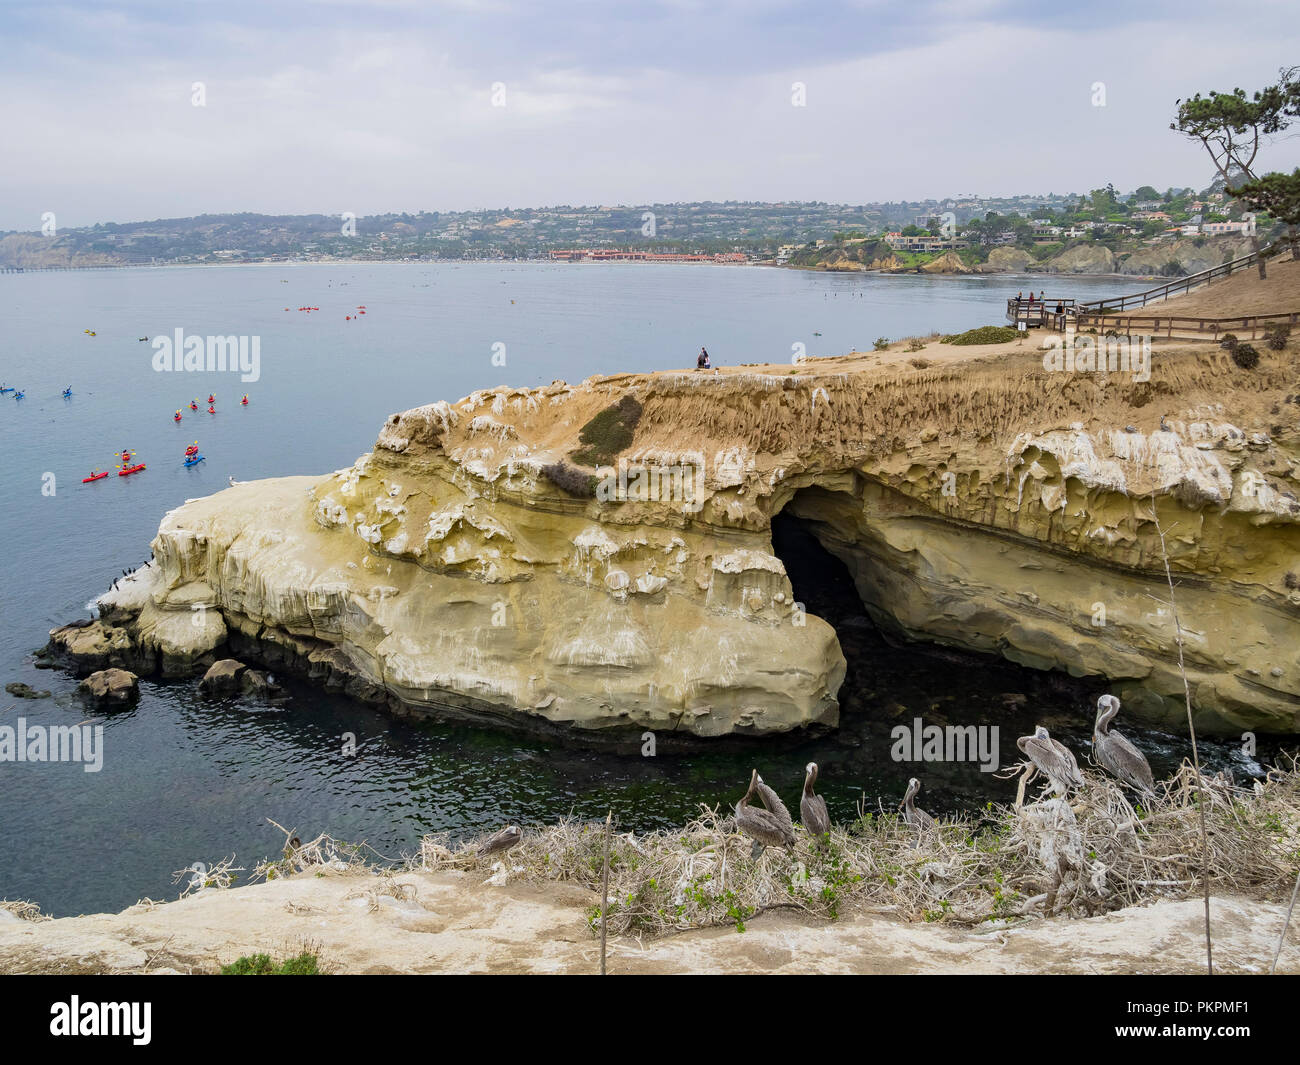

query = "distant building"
[884, 232, 969, 252]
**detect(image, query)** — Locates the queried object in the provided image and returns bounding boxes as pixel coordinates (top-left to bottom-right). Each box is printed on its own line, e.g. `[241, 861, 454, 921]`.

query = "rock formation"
[47, 344, 1300, 738]
[78, 668, 139, 709]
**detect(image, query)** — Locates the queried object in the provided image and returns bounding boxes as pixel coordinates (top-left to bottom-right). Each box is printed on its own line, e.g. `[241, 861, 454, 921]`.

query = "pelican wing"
[736, 803, 794, 848]
[1096, 730, 1155, 793]
[753, 778, 795, 844]
[1024, 737, 1083, 787]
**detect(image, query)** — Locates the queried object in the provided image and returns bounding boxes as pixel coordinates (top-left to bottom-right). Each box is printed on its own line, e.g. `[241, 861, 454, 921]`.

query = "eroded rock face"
[50, 345, 1300, 737]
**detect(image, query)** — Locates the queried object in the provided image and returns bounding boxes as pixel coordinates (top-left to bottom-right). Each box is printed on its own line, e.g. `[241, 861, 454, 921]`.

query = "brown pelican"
[901, 777, 935, 829]
[1016, 725, 1083, 802]
[1092, 695, 1155, 795]
[800, 762, 831, 842]
[735, 769, 795, 858]
[478, 824, 522, 859]
[755, 772, 795, 841]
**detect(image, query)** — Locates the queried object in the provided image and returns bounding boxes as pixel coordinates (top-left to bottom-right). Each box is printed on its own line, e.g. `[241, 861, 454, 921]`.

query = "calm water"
[0, 263, 1268, 916]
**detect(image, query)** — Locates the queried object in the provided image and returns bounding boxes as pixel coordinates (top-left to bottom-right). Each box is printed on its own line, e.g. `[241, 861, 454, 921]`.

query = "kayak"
[118, 463, 146, 477]
[82, 472, 108, 483]
[183, 455, 205, 467]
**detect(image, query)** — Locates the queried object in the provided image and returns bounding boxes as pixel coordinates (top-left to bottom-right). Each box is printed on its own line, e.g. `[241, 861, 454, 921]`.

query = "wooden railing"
[1077, 240, 1284, 313]
[1072, 310, 1300, 341]
[1006, 296, 1075, 327]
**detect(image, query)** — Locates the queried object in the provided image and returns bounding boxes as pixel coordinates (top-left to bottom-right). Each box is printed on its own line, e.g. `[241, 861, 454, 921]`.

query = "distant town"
[0, 178, 1279, 274]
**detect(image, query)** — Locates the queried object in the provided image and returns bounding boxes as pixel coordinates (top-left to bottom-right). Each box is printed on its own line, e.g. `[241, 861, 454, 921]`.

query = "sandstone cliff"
[919, 250, 971, 274]
[50, 343, 1300, 738]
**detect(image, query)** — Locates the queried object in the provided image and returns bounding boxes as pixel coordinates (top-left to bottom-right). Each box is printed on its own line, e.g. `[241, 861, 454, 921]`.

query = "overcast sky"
[4, 0, 1299, 230]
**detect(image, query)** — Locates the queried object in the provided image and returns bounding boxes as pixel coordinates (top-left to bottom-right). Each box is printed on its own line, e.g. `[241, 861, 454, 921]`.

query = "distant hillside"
[787, 234, 1261, 276]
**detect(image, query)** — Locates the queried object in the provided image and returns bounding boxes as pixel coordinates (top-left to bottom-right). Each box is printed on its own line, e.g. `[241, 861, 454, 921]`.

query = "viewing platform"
[1005, 296, 1076, 329]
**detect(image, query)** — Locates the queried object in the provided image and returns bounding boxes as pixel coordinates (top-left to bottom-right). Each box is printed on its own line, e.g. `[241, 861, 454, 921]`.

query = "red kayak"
[82, 472, 108, 483]
[118, 463, 146, 477]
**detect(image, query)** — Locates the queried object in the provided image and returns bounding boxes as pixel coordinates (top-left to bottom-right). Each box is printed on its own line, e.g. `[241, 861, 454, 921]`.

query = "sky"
[3, 0, 1299, 230]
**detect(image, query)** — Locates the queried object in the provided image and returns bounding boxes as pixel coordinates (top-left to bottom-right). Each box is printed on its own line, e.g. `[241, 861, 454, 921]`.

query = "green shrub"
[1219, 332, 1239, 352]
[221, 951, 320, 975]
[1231, 342, 1260, 369]
[941, 325, 1020, 345]
[570, 394, 642, 467]
[873, 337, 890, 351]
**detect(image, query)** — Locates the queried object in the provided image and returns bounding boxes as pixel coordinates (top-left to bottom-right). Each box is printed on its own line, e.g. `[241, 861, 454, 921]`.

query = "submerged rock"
[5, 682, 51, 699]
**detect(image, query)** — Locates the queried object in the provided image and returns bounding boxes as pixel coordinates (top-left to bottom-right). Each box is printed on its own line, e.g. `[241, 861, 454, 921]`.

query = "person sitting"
[697, 347, 710, 370]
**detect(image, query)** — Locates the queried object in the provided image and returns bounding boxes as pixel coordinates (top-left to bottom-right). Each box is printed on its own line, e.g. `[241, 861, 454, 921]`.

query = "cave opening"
[768, 493, 1123, 811]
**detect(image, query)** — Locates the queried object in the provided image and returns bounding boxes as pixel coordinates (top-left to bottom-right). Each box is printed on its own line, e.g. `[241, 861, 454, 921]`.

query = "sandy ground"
[1, 869, 1295, 975]
[1150, 253, 1300, 317]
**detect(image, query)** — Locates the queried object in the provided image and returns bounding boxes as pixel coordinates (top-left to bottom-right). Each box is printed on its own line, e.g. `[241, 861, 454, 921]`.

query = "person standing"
[697, 347, 710, 370]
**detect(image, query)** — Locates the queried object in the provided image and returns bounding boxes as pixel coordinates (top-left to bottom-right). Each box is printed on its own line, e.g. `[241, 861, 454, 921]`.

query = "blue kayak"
[183, 454, 205, 467]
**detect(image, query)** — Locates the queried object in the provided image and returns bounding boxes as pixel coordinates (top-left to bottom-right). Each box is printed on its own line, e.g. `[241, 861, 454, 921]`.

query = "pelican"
[800, 762, 831, 842]
[735, 769, 795, 858]
[478, 824, 522, 859]
[1092, 695, 1155, 795]
[901, 777, 935, 829]
[1016, 725, 1083, 803]
[755, 772, 795, 842]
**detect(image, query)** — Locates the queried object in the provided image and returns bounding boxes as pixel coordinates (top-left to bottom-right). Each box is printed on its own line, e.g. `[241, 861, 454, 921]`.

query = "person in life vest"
[174, 410, 182, 421]
[241, 394, 249, 405]
[208, 394, 215, 404]
[190, 400, 198, 410]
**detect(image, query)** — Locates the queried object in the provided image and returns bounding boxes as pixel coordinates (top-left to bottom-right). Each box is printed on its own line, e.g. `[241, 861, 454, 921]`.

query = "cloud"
[2, 1, 1298, 228]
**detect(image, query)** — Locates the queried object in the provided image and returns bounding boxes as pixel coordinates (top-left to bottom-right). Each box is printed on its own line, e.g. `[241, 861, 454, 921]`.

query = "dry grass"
[414, 758, 1300, 937]
[0, 899, 50, 922]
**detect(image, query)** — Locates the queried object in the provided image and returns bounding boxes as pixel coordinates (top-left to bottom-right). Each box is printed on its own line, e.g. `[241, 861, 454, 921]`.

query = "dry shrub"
[414, 759, 1300, 937]
[540, 461, 597, 497]
[1231, 342, 1260, 370]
